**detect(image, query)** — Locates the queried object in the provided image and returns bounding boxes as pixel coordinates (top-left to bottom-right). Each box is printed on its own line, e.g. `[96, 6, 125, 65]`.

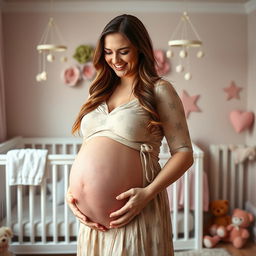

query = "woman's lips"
[114, 64, 127, 71]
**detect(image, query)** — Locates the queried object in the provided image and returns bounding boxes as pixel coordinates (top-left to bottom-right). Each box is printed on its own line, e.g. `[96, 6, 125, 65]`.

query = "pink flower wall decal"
[62, 66, 81, 86]
[82, 62, 96, 80]
[154, 49, 170, 76]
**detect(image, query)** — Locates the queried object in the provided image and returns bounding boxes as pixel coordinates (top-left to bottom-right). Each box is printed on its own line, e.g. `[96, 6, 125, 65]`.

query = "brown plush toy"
[0, 226, 13, 256]
[208, 200, 231, 236]
[204, 208, 254, 249]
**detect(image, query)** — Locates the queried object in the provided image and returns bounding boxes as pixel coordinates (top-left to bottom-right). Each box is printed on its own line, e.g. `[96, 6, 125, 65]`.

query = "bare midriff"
[69, 137, 143, 228]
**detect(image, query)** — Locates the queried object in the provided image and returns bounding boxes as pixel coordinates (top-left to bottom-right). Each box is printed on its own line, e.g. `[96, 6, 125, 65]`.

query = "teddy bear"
[207, 200, 231, 236]
[203, 208, 254, 249]
[0, 226, 13, 256]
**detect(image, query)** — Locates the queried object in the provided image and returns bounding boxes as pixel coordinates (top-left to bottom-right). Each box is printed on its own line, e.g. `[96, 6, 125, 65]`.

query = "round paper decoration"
[61, 66, 81, 86]
[229, 110, 254, 133]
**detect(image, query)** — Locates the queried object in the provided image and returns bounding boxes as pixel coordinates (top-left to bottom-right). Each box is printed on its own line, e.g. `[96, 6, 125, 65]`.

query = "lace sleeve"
[154, 80, 193, 155]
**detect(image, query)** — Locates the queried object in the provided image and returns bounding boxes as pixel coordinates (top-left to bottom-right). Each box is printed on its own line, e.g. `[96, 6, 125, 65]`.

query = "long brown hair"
[72, 14, 161, 134]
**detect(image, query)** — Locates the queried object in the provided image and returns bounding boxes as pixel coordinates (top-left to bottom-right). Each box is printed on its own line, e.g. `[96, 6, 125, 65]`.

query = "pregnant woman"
[67, 14, 194, 256]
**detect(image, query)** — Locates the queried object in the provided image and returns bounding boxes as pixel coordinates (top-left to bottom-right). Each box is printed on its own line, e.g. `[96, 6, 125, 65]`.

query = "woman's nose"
[112, 53, 121, 64]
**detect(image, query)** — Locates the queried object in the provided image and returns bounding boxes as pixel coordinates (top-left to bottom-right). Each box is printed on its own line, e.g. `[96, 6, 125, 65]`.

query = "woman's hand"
[109, 187, 153, 229]
[66, 188, 108, 232]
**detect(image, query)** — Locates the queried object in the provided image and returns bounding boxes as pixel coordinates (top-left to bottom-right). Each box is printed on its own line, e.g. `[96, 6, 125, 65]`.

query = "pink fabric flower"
[154, 49, 170, 76]
[62, 66, 80, 86]
[82, 62, 96, 80]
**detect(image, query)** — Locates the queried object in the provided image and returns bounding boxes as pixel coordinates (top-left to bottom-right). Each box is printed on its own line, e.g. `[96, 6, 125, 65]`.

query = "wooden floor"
[216, 239, 256, 256]
[18, 240, 256, 256]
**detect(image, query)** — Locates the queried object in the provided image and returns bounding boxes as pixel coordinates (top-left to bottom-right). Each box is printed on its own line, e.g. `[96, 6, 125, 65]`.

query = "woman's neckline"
[104, 98, 138, 114]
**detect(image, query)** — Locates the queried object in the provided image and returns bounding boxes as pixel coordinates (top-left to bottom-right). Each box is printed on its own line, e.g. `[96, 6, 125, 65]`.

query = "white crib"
[0, 136, 204, 255]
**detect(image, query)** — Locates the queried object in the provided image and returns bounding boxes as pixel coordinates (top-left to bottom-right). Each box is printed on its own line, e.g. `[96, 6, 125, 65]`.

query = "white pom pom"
[197, 50, 204, 58]
[179, 49, 187, 58]
[184, 72, 192, 80]
[176, 64, 184, 73]
[47, 54, 55, 62]
[36, 73, 42, 82]
[166, 49, 173, 58]
[40, 71, 47, 81]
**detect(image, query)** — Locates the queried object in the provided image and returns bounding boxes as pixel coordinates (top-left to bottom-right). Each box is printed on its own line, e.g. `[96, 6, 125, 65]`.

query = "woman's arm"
[146, 150, 193, 201]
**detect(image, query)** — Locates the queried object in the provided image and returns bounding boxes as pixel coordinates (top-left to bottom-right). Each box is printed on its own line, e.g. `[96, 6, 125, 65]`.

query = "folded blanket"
[7, 149, 48, 186]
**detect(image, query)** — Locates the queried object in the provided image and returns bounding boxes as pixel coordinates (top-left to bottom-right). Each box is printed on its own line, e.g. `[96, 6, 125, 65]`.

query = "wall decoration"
[61, 45, 96, 86]
[154, 49, 170, 76]
[167, 11, 204, 81]
[229, 110, 254, 133]
[36, 17, 68, 82]
[61, 66, 81, 87]
[223, 81, 242, 100]
[73, 45, 94, 64]
[180, 90, 201, 118]
[82, 62, 96, 80]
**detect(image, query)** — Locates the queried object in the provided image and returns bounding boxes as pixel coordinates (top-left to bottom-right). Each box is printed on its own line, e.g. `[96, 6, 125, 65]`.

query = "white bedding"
[2, 195, 194, 237]
[2, 195, 78, 237]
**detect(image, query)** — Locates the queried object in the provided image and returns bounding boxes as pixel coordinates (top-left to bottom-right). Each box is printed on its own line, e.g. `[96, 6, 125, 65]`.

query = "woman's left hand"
[109, 187, 153, 228]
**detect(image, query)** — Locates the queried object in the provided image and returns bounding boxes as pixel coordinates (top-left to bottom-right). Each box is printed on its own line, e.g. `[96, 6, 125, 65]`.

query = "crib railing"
[209, 144, 248, 212]
[0, 137, 204, 253]
[0, 154, 79, 254]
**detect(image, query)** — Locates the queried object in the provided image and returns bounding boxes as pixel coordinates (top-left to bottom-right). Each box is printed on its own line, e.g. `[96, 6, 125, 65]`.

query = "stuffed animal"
[0, 226, 13, 256]
[208, 200, 231, 236]
[204, 208, 254, 249]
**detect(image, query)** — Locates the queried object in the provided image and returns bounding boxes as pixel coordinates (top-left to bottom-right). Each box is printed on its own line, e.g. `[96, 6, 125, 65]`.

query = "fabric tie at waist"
[140, 143, 155, 183]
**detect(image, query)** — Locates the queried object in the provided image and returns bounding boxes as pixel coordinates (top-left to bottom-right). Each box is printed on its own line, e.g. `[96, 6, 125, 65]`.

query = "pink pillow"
[229, 110, 254, 133]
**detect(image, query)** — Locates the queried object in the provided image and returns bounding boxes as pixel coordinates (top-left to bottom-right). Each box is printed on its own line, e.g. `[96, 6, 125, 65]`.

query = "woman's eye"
[120, 51, 129, 55]
[104, 51, 112, 55]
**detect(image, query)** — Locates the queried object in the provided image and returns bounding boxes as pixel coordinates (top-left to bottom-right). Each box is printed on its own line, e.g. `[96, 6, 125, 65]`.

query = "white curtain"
[0, 8, 7, 142]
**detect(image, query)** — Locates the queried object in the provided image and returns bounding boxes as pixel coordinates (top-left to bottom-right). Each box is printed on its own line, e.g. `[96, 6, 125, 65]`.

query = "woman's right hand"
[66, 188, 108, 232]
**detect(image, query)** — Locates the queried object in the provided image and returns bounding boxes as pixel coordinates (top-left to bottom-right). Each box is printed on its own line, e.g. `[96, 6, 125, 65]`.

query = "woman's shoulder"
[153, 78, 181, 103]
[154, 78, 175, 93]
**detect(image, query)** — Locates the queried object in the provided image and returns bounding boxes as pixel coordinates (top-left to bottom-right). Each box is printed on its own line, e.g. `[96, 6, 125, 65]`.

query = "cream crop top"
[81, 80, 193, 184]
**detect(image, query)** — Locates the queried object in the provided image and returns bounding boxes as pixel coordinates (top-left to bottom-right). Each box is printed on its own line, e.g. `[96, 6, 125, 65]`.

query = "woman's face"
[104, 33, 138, 79]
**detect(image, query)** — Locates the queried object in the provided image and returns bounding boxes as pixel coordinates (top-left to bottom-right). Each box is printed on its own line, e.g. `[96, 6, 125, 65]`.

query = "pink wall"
[2, 11, 248, 149]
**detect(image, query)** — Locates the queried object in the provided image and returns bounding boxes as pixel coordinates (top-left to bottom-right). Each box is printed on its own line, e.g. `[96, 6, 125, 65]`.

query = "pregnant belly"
[69, 137, 143, 228]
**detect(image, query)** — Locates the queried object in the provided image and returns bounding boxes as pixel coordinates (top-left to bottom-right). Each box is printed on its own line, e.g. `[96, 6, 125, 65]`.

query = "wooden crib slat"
[230, 151, 236, 211]
[184, 170, 189, 240]
[5, 168, 12, 228]
[172, 182, 178, 241]
[64, 164, 70, 243]
[52, 144, 56, 154]
[73, 143, 77, 154]
[52, 164, 58, 243]
[222, 146, 228, 199]
[17, 185, 23, 243]
[210, 145, 220, 200]
[63, 144, 67, 154]
[29, 186, 35, 243]
[194, 153, 203, 250]
[41, 179, 47, 243]
[238, 163, 244, 209]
